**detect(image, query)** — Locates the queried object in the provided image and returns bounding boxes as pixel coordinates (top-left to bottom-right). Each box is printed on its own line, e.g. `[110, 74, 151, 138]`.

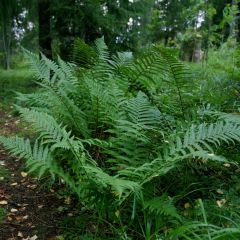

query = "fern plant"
[2, 38, 240, 239]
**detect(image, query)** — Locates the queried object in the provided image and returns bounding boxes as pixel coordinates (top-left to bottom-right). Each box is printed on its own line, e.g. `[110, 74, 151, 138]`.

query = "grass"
[0, 66, 35, 103]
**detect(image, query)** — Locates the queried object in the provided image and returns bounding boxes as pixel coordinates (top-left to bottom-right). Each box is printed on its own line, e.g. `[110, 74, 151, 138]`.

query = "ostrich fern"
[1, 38, 240, 239]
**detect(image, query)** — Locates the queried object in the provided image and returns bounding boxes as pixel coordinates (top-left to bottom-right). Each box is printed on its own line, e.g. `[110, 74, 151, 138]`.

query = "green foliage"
[0, 207, 5, 224]
[190, 39, 240, 110]
[71, 38, 97, 68]
[0, 67, 34, 102]
[1, 39, 240, 239]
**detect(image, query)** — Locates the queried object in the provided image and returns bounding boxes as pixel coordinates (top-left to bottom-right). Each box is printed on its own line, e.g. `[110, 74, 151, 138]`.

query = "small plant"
[0, 207, 6, 224]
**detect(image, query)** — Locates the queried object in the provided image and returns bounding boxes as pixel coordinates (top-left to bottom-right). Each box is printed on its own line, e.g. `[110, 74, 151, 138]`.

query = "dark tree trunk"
[237, 2, 240, 42]
[38, 0, 52, 59]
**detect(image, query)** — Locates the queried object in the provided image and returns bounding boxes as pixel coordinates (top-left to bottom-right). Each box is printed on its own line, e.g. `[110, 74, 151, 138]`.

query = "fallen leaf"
[0, 200, 8, 205]
[27, 184, 37, 189]
[10, 182, 18, 186]
[115, 210, 120, 218]
[216, 199, 227, 208]
[21, 172, 28, 178]
[184, 202, 191, 209]
[17, 232, 23, 238]
[216, 189, 224, 195]
[0, 161, 5, 166]
[10, 208, 18, 213]
[64, 197, 71, 205]
[223, 163, 231, 168]
[22, 203, 29, 207]
[19, 207, 26, 211]
[23, 235, 38, 240]
[14, 120, 20, 125]
[15, 216, 23, 222]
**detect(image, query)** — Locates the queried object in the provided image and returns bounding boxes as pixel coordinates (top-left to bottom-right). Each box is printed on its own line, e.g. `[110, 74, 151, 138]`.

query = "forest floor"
[0, 106, 67, 240]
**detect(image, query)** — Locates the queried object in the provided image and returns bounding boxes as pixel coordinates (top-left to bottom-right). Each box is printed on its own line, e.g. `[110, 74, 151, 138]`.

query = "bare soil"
[0, 108, 66, 240]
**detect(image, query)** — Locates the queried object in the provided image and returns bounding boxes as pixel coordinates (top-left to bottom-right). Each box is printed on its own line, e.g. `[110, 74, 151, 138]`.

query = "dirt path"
[0, 108, 65, 240]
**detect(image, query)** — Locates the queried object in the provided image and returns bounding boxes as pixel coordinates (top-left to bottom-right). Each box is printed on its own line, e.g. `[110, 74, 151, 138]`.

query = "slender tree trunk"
[1, 10, 12, 69]
[38, 0, 52, 59]
[230, 0, 237, 38]
[204, 0, 211, 63]
[238, 2, 240, 42]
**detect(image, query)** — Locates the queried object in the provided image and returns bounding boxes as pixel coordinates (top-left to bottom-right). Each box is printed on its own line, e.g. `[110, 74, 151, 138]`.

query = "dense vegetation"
[1, 38, 240, 239]
[1, 0, 240, 239]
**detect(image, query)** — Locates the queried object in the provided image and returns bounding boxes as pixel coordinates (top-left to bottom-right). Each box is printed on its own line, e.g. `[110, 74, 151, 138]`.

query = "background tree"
[0, 0, 19, 69]
[38, 0, 52, 59]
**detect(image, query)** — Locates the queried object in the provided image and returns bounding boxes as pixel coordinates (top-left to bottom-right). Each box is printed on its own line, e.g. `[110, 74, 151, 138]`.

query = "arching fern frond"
[155, 47, 193, 117]
[143, 194, 181, 221]
[125, 92, 162, 128]
[119, 121, 240, 184]
[71, 37, 97, 68]
[90, 37, 115, 81]
[0, 136, 54, 178]
[23, 49, 50, 82]
[16, 107, 78, 148]
[105, 92, 161, 168]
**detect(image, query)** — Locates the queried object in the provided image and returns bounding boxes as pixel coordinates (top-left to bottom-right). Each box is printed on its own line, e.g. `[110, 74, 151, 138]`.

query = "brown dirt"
[0, 108, 67, 240]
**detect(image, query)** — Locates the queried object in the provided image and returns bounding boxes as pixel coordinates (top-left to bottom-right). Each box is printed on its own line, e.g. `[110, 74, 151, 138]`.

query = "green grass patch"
[0, 67, 36, 103]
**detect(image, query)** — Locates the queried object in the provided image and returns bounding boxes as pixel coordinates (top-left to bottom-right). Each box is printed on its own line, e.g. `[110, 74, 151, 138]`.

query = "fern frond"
[0, 136, 53, 178]
[143, 194, 181, 220]
[156, 47, 192, 117]
[215, 111, 240, 124]
[71, 38, 97, 68]
[16, 91, 51, 109]
[57, 56, 78, 87]
[125, 92, 161, 128]
[16, 107, 75, 146]
[85, 166, 142, 200]
[119, 121, 240, 184]
[94, 37, 110, 63]
[23, 49, 50, 82]
[90, 37, 115, 81]
[33, 82, 90, 138]
[105, 92, 163, 168]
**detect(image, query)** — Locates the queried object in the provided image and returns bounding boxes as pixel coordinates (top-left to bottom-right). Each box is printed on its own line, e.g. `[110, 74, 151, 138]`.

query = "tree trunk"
[237, 2, 240, 41]
[38, 0, 52, 59]
[1, 4, 12, 70]
[229, 0, 237, 38]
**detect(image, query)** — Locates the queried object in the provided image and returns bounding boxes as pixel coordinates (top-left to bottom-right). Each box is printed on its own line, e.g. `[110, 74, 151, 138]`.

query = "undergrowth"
[1, 38, 240, 239]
